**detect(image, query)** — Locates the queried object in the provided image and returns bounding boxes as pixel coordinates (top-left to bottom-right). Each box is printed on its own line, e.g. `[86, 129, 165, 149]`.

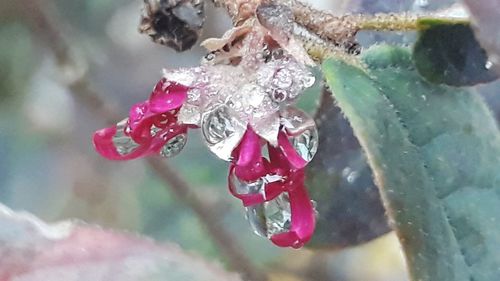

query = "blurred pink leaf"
[0, 204, 242, 281]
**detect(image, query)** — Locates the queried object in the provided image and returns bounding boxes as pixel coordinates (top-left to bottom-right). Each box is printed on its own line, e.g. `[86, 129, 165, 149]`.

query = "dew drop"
[229, 170, 266, 195]
[201, 104, 246, 161]
[291, 128, 318, 162]
[272, 68, 293, 89]
[245, 193, 292, 238]
[485, 61, 493, 70]
[203, 105, 237, 144]
[281, 107, 319, 163]
[160, 133, 187, 158]
[270, 89, 288, 103]
[112, 119, 139, 156]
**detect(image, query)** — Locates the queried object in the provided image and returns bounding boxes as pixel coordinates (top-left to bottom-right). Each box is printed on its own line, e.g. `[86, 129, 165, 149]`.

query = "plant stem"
[21, 1, 266, 280]
[288, 0, 418, 42]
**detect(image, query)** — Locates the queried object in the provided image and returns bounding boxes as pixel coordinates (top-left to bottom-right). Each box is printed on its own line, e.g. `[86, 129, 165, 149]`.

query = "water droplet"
[187, 88, 201, 102]
[302, 75, 315, 88]
[160, 134, 187, 158]
[346, 171, 360, 183]
[272, 49, 284, 60]
[203, 105, 236, 144]
[291, 128, 318, 162]
[272, 68, 293, 89]
[229, 170, 266, 195]
[281, 107, 318, 162]
[112, 119, 139, 156]
[245, 193, 292, 238]
[201, 104, 247, 161]
[150, 125, 162, 137]
[270, 89, 287, 102]
[177, 103, 201, 126]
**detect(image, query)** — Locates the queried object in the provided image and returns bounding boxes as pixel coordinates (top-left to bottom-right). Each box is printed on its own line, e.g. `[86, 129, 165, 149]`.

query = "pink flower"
[93, 21, 318, 248]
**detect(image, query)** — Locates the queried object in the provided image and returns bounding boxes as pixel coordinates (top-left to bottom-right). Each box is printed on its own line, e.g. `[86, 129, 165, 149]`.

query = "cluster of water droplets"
[169, 45, 316, 161]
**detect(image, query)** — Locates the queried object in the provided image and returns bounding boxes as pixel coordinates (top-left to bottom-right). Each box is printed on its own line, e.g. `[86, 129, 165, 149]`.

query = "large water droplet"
[291, 128, 318, 162]
[160, 133, 187, 158]
[203, 105, 236, 144]
[245, 193, 292, 238]
[281, 107, 319, 162]
[112, 119, 139, 156]
[272, 68, 293, 89]
[229, 170, 266, 195]
[201, 104, 246, 161]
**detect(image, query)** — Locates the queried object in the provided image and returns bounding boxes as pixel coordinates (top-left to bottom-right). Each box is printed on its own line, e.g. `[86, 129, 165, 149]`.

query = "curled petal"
[149, 79, 188, 113]
[93, 118, 188, 161]
[277, 131, 308, 169]
[270, 184, 316, 248]
[228, 164, 284, 206]
[128, 101, 173, 144]
[235, 128, 261, 167]
[93, 122, 151, 161]
[233, 129, 266, 181]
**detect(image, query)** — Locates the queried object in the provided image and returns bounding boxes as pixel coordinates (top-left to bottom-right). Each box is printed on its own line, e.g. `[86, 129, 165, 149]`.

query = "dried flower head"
[140, 0, 205, 51]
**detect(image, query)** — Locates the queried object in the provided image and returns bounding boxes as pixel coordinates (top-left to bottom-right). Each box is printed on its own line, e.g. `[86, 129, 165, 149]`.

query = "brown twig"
[22, 1, 266, 280]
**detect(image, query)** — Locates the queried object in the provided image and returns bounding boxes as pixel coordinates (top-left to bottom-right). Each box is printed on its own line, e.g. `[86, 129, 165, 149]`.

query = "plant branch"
[287, 0, 418, 42]
[21, 1, 265, 280]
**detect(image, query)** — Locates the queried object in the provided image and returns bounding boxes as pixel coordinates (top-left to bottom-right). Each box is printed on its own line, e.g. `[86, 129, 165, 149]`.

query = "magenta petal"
[236, 128, 261, 167]
[149, 80, 188, 113]
[128, 101, 151, 131]
[148, 124, 188, 153]
[270, 184, 316, 248]
[233, 128, 267, 182]
[278, 131, 307, 169]
[93, 126, 151, 161]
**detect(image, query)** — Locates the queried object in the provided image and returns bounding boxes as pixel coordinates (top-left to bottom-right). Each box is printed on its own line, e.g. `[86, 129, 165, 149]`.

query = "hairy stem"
[22, 1, 266, 280]
[289, 0, 418, 42]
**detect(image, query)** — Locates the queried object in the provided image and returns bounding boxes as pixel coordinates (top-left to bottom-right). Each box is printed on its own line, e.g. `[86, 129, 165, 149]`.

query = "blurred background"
[1, 0, 498, 280]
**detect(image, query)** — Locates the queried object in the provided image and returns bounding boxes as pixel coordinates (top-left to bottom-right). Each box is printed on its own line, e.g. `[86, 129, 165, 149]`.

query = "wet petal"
[93, 119, 151, 161]
[250, 112, 280, 147]
[149, 79, 188, 113]
[270, 184, 316, 248]
[278, 131, 308, 169]
[235, 128, 261, 167]
[93, 118, 188, 161]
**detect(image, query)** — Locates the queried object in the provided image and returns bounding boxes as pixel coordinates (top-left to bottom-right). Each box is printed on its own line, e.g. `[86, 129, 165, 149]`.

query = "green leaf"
[414, 20, 498, 86]
[322, 45, 500, 281]
[307, 89, 390, 249]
